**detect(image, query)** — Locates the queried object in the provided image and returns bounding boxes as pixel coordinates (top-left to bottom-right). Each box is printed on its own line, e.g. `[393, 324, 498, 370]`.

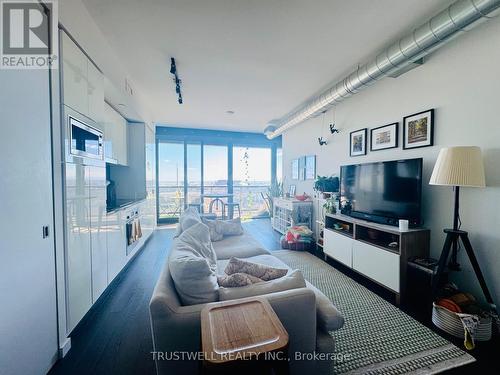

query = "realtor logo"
[1, 0, 58, 69]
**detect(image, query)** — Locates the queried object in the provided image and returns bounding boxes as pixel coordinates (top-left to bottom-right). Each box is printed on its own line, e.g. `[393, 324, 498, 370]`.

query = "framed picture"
[289, 185, 296, 196]
[305, 155, 316, 180]
[370, 123, 398, 151]
[298, 156, 306, 180]
[350, 128, 367, 157]
[403, 109, 434, 149]
[291, 159, 299, 180]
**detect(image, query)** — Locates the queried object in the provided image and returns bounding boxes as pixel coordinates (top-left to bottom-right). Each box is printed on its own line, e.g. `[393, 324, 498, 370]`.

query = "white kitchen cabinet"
[103, 103, 128, 165]
[323, 228, 353, 267]
[89, 167, 107, 302]
[61, 32, 88, 117]
[352, 241, 400, 292]
[60, 30, 104, 125]
[87, 61, 104, 124]
[106, 210, 126, 283]
[65, 163, 92, 332]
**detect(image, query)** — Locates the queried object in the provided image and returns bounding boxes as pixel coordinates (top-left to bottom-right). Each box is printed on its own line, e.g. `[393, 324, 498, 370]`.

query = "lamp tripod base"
[432, 229, 497, 314]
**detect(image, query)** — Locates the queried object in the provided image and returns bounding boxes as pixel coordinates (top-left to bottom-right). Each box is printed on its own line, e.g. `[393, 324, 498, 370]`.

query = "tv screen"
[340, 158, 423, 226]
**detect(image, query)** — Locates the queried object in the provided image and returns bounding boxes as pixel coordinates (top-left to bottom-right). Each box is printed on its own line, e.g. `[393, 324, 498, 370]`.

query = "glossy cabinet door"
[65, 163, 92, 332]
[61, 32, 88, 117]
[103, 103, 128, 165]
[106, 210, 126, 283]
[323, 229, 353, 267]
[87, 61, 104, 126]
[89, 166, 107, 302]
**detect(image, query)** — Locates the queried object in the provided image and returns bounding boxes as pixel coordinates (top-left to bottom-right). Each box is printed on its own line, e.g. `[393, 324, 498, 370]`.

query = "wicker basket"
[432, 302, 492, 341]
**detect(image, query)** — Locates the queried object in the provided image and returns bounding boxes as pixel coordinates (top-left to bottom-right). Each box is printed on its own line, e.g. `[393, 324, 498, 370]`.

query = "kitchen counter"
[106, 198, 146, 213]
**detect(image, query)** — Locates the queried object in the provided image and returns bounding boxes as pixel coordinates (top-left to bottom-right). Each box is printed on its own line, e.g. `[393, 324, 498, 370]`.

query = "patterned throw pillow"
[224, 257, 288, 281]
[217, 273, 263, 287]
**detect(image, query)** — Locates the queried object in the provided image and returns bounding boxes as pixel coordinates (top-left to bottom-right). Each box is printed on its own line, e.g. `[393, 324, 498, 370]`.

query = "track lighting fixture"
[170, 57, 183, 104]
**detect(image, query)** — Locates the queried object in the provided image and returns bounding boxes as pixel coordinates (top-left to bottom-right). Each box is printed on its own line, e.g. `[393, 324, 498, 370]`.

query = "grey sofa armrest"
[306, 281, 345, 331]
[150, 266, 317, 375]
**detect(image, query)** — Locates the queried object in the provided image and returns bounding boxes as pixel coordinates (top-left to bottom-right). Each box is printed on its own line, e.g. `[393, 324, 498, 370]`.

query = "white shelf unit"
[272, 198, 313, 234]
[313, 197, 326, 248]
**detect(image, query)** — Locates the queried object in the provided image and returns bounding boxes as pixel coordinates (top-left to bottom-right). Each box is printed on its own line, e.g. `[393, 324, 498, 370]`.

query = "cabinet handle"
[42, 226, 50, 239]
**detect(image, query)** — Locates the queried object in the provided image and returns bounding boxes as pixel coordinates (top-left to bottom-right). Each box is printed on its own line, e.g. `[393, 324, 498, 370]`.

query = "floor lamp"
[429, 146, 497, 313]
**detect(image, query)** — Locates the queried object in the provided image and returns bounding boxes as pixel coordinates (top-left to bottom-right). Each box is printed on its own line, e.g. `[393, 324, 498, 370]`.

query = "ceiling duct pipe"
[266, 0, 500, 139]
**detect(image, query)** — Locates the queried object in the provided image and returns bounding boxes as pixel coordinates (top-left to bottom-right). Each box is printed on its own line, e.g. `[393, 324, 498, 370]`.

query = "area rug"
[273, 250, 475, 374]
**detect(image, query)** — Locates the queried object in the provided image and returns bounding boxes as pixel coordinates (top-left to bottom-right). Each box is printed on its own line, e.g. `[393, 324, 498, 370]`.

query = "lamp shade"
[430, 146, 486, 187]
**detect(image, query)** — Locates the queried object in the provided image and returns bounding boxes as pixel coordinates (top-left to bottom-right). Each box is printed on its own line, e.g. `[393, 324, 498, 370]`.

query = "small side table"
[201, 297, 289, 374]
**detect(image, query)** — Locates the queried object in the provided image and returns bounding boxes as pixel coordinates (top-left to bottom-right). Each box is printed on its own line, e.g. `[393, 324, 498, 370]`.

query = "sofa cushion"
[305, 280, 345, 331]
[168, 223, 218, 305]
[219, 270, 306, 301]
[174, 207, 202, 238]
[212, 231, 271, 259]
[217, 218, 244, 236]
[201, 219, 224, 242]
[224, 257, 288, 281]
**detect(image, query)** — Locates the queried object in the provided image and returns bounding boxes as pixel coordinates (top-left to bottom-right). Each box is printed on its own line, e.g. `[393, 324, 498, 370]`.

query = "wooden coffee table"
[201, 296, 289, 374]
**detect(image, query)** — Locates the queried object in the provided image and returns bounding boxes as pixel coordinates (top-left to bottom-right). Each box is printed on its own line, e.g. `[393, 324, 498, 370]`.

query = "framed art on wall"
[305, 155, 316, 180]
[403, 109, 434, 149]
[370, 123, 398, 151]
[350, 128, 367, 157]
[298, 156, 306, 180]
[291, 159, 299, 180]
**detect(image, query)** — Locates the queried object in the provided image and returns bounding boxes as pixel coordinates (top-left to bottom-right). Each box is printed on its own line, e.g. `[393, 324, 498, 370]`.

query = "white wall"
[282, 19, 500, 307]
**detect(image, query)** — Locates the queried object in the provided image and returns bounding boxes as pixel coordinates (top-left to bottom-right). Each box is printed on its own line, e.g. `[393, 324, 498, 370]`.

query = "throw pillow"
[217, 272, 263, 287]
[218, 218, 244, 236]
[168, 223, 218, 305]
[224, 257, 288, 281]
[219, 270, 306, 301]
[178, 207, 202, 235]
[201, 218, 224, 242]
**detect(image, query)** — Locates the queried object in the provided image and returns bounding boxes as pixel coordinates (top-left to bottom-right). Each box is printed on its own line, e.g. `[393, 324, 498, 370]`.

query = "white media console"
[323, 213, 430, 304]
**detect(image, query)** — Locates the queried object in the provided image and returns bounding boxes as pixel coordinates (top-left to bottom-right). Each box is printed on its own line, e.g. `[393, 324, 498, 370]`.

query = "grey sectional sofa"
[149, 213, 344, 375]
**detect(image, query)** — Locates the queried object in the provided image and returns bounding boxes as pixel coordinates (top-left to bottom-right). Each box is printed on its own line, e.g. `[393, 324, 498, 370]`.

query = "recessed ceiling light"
[226, 110, 235, 115]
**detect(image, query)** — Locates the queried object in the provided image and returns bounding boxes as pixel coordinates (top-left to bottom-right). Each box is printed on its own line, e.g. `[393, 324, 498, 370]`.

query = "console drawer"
[352, 241, 400, 292]
[324, 229, 353, 267]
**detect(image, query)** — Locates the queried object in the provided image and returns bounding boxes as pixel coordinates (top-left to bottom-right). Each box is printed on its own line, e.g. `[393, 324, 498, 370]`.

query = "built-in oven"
[69, 116, 104, 160]
[126, 208, 142, 255]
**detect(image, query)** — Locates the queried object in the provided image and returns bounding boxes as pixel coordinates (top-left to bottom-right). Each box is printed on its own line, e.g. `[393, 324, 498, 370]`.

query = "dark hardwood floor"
[48, 218, 496, 375]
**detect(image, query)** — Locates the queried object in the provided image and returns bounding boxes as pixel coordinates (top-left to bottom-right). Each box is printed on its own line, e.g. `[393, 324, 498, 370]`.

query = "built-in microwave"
[69, 116, 103, 160]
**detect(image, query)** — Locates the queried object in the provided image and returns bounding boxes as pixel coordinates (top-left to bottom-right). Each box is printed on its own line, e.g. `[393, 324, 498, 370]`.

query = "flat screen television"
[339, 158, 423, 227]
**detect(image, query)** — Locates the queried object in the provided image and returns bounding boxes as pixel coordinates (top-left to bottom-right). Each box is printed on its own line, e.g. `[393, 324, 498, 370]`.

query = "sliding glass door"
[157, 142, 184, 222]
[233, 146, 271, 218]
[156, 128, 281, 224]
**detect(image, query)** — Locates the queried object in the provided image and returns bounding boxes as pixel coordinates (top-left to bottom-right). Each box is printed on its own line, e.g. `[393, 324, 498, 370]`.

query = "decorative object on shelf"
[370, 122, 399, 151]
[291, 159, 299, 180]
[288, 185, 296, 197]
[314, 175, 339, 199]
[294, 193, 309, 201]
[350, 128, 367, 156]
[169, 57, 183, 104]
[305, 155, 316, 180]
[323, 195, 337, 214]
[330, 123, 339, 134]
[429, 146, 498, 318]
[298, 156, 306, 180]
[403, 109, 434, 149]
[261, 181, 283, 217]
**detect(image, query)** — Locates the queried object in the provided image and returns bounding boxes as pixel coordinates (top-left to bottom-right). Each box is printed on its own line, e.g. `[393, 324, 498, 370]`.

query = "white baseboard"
[59, 337, 71, 358]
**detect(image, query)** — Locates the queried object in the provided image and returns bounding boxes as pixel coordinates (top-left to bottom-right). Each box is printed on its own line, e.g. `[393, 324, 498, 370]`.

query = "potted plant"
[314, 175, 339, 199]
[323, 196, 337, 215]
[262, 181, 283, 217]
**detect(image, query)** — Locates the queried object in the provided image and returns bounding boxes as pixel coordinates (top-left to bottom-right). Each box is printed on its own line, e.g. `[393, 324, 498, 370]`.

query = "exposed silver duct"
[267, 0, 500, 139]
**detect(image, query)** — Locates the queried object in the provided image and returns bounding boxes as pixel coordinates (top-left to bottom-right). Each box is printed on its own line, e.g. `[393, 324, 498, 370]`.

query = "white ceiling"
[82, 0, 454, 132]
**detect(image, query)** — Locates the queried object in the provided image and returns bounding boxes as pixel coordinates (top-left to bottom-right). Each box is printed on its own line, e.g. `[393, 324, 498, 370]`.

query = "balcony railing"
[158, 184, 270, 221]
